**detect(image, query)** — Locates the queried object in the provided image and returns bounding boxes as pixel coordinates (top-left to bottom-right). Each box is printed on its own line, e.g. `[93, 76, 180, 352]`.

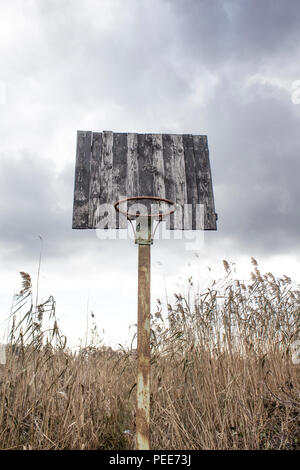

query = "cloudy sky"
[1, 0, 300, 348]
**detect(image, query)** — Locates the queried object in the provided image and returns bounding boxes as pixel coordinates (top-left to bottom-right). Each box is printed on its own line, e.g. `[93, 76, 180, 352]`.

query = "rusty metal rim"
[114, 196, 176, 219]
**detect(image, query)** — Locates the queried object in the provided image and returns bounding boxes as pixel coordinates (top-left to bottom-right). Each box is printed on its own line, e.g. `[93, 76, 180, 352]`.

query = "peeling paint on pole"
[136, 242, 151, 450]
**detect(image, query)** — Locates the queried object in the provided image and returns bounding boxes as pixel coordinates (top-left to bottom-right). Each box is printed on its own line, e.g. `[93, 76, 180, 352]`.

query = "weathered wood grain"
[72, 130, 217, 231]
[113, 132, 128, 228]
[89, 132, 102, 228]
[152, 134, 166, 220]
[183, 134, 198, 230]
[203, 140, 217, 229]
[127, 133, 139, 197]
[137, 134, 154, 197]
[152, 134, 165, 199]
[172, 134, 187, 229]
[72, 130, 92, 229]
[162, 134, 176, 229]
[100, 131, 115, 228]
[134, 134, 154, 217]
[193, 135, 217, 230]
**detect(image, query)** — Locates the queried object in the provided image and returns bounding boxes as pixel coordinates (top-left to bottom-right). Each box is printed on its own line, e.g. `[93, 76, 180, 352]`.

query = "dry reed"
[0, 259, 299, 450]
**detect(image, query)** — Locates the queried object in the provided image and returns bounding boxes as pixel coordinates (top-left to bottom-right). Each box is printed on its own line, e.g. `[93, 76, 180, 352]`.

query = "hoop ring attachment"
[114, 196, 177, 244]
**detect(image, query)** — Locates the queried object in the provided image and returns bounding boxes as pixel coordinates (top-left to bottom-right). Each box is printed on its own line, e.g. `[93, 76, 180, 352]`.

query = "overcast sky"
[1, 0, 300, 348]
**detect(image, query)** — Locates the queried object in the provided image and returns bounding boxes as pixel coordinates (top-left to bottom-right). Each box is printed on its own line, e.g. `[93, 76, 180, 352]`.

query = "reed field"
[0, 258, 299, 450]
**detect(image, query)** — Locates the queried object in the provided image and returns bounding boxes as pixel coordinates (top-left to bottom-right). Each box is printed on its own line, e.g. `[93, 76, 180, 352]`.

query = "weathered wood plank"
[127, 133, 139, 197]
[183, 134, 198, 229]
[193, 135, 217, 230]
[172, 134, 187, 229]
[152, 134, 166, 220]
[193, 135, 209, 229]
[137, 134, 154, 197]
[99, 131, 115, 228]
[72, 130, 92, 228]
[113, 132, 128, 228]
[88, 132, 102, 228]
[162, 134, 176, 229]
[172, 135, 187, 204]
[204, 142, 217, 230]
[201, 138, 217, 229]
[152, 134, 165, 198]
[134, 134, 154, 217]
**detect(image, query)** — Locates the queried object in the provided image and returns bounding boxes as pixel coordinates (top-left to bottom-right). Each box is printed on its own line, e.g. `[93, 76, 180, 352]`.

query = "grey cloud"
[0, 150, 145, 270]
[165, 0, 300, 67]
[0, 151, 85, 261]
[1, 0, 300, 266]
[204, 80, 300, 254]
[14, 1, 193, 118]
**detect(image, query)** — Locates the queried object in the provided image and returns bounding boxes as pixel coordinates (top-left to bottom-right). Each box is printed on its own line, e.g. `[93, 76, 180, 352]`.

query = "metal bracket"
[135, 217, 153, 245]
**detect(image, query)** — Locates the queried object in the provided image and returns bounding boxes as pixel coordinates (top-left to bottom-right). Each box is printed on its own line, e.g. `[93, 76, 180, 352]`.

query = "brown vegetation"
[0, 259, 299, 450]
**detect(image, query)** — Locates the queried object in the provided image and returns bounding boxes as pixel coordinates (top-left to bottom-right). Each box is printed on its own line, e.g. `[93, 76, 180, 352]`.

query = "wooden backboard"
[72, 131, 217, 230]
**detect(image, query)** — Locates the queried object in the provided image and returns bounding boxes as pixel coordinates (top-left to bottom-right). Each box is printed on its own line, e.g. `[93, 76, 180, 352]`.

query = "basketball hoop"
[73, 130, 217, 450]
[114, 196, 176, 244]
[114, 196, 176, 219]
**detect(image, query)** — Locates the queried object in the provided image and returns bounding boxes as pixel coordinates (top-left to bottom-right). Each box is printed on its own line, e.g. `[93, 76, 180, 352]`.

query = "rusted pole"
[136, 218, 151, 450]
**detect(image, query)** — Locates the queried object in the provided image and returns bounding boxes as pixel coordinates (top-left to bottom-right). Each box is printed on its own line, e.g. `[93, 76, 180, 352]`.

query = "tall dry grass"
[0, 258, 299, 450]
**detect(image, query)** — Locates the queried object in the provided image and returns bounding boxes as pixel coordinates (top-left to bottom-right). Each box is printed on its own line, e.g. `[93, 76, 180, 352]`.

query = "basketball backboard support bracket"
[135, 217, 153, 246]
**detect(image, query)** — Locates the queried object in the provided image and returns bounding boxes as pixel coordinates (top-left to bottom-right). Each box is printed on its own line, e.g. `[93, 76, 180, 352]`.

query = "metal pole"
[136, 217, 151, 450]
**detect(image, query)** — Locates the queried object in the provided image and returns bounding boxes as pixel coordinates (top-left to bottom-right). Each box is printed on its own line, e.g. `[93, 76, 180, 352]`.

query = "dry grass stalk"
[0, 261, 299, 450]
